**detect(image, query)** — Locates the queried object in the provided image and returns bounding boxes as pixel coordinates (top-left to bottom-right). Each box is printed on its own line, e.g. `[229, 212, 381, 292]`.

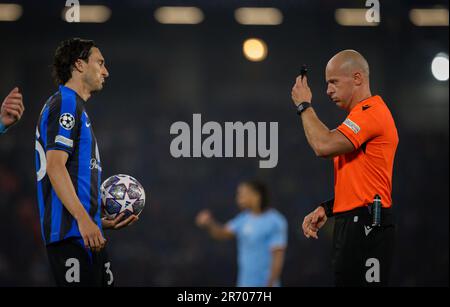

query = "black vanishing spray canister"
[372, 194, 382, 227]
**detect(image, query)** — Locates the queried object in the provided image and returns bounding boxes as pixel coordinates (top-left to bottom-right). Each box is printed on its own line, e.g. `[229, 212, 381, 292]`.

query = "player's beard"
[85, 73, 105, 94]
[89, 79, 104, 93]
[96, 81, 104, 91]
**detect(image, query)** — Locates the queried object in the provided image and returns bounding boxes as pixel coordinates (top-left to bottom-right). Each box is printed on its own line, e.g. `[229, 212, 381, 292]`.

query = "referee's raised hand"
[291, 75, 312, 106]
[302, 206, 327, 239]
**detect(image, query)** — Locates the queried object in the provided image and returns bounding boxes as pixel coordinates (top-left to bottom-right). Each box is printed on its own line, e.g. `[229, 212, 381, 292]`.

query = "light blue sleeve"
[225, 211, 248, 235]
[268, 213, 288, 249]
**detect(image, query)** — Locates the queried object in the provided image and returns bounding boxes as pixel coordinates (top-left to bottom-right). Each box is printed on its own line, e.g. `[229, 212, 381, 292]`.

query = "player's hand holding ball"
[102, 212, 139, 230]
[101, 174, 146, 230]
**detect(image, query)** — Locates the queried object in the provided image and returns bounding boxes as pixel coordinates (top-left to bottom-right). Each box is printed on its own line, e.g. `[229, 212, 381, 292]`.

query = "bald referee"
[291, 50, 398, 286]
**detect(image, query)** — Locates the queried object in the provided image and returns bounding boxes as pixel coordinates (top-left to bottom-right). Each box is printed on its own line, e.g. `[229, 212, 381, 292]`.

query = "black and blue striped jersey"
[35, 85, 103, 245]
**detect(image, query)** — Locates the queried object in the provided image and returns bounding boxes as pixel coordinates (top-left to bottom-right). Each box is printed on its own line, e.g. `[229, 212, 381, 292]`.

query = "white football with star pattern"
[101, 174, 146, 220]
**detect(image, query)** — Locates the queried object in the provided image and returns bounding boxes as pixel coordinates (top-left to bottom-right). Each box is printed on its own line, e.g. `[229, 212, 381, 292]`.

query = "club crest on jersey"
[59, 113, 76, 130]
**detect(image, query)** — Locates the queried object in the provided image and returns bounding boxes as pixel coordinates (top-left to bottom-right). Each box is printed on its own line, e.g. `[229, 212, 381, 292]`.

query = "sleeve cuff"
[319, 198, 335, 217]
[270, 244, 287, 251]
[0, 121, 9, 134]
[337, 126, 359, 149]
[46, 145, 73, 155]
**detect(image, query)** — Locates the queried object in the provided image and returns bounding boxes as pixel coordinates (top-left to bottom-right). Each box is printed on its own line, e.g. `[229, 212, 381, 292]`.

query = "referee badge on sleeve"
[59, 113, 76, 130]
[343, 118, 360, 134]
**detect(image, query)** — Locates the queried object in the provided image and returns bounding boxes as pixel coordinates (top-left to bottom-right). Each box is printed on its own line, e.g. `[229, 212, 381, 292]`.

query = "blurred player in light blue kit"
[196, 180, 287, 287]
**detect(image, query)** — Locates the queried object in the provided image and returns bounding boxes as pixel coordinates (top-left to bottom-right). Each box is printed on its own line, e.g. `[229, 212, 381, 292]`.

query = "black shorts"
[46, 237, 114, 287]
[332, 206, 396, 287]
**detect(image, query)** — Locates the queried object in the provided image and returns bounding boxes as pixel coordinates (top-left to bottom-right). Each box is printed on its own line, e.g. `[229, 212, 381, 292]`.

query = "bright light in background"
[410, 8, 449, 26]
[431, 53, 449, 81]
[0, 4, 22, 21]
[154, 7, 204, 24]
[62, 5, 111, 23]
[243, 38, 268, 62]
[234, 7, 283, 25]
[335, 9, 379, 26]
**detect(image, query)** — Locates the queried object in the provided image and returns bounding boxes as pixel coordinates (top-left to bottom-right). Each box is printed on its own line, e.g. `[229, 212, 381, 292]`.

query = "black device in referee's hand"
[300, 64, 308, 80]
[295, 64, 311, 115]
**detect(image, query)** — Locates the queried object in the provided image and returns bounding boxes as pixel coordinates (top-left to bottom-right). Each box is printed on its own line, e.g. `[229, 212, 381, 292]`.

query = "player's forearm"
[205, 221, 231, 240]
[46, 164, 91, 222]
[300, 107, 332, 157]
[268, 248, 285, 286]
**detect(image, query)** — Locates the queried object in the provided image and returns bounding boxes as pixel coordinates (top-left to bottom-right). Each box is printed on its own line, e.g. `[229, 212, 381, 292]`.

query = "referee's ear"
[353, 71, 363, 86]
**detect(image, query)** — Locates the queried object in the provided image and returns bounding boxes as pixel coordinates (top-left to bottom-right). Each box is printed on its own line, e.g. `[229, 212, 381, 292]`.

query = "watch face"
[297, 102, 310, 114]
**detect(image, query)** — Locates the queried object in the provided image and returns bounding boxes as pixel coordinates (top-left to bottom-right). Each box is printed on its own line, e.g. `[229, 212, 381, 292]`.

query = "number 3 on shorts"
[104, 262, 114, 286]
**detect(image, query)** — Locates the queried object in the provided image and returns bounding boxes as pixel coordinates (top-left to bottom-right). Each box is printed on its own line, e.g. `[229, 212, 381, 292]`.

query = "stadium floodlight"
[431, 53, 449, 81]
[410, 8, 449, 27]
[243, 38, 268, 62]
[0, 4, 22, 21]
[335, 9, 379, 26]
[62, 5, 111, 23]
[234, 7, 283, 26]
[154, 7, 204, 24]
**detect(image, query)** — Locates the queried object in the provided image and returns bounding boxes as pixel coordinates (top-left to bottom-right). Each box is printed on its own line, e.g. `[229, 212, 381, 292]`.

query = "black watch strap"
[296, 102, 311, 115]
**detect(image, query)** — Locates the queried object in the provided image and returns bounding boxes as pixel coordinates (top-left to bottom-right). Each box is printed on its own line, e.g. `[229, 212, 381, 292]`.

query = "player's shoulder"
[266, 209, 287, 224]
[231, 210, 250, 222]
[228, 210, 250, 227]
[46, 88, 83, 114]
[46, 90, 62, 107]
[38, 91, 62, 118]
[238, 210, 251, 219]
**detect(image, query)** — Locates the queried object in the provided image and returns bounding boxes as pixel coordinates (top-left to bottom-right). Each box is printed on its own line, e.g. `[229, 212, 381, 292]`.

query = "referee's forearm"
[299, 107, 331, 156]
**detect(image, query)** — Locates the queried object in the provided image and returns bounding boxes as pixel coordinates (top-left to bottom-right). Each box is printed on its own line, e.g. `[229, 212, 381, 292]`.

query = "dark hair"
[242, 180, 270, 211]
[52, 38, 96, 85]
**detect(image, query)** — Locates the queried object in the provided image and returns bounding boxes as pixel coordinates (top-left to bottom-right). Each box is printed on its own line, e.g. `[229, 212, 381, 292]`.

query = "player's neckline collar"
[59, 85, 87, 103]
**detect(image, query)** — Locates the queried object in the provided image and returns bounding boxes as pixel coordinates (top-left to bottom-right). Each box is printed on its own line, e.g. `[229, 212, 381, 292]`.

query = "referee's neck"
[348, 89, 372, 111]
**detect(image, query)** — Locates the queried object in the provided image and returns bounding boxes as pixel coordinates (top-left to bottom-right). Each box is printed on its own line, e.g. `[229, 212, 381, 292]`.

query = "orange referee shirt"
[333, 95, 398, 214]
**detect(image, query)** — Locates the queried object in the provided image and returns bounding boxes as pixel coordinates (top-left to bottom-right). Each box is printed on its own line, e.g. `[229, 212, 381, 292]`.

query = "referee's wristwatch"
[296, 101, 311, 115]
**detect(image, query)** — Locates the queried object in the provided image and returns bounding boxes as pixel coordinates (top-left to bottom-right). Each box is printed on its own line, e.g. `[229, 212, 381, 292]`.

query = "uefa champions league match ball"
[101, 174, 146, 220]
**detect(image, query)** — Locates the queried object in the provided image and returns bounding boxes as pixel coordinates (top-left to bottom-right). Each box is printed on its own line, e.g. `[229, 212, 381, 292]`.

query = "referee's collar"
[351, 95, 382, 111]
